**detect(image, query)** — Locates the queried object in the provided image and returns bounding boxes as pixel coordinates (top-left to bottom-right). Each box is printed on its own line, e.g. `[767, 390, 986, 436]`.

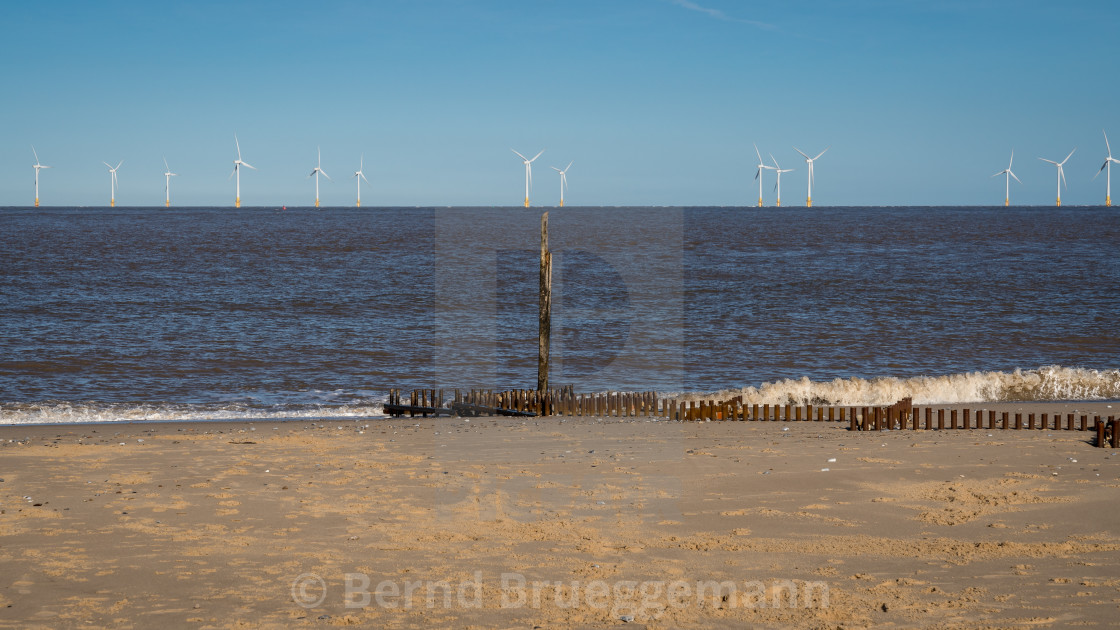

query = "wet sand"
[1, 403, 1119, 628]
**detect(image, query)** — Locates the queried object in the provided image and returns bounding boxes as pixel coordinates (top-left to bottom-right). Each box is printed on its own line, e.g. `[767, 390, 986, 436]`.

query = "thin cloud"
[670, 0, 777, 30]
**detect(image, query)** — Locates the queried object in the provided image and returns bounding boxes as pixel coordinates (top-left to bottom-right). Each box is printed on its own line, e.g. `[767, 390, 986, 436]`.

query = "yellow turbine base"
[1107, 196, 1112, 207]
[524, 197, 530, 208]
[1056, 198, 1062, 207]
[757, 198, 763, 208]
[35, 198, 39, 208]
[316, 199, 320, 208]
[806, 197, 812, 208]
[111, 199, 115, 208]
[776, 199, 781, 207]
[559, 199, 564, 207]
[1005, 198, 1010, 207]
[356, 200, 361, 208]
[236, 197, 241, 209]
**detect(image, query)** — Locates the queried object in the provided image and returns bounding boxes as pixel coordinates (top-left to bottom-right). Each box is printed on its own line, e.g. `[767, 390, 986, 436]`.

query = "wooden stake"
[538, 212, 551, 393]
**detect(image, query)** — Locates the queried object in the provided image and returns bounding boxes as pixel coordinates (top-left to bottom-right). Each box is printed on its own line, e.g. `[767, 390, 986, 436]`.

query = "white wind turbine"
[991, 150, 1021, 207]
[770, 154, 794, 207]
[308, 147, 331, 208]
[103, 160, 122, 207]
[1093, 130, 1120, 207]
[550, 161, 572, 207]
[1038, 148, 1075, 207]
[163, 158, 178, 208]
[794, 146, 830, 207]
[512, 148, 544, 207]
[231, 134, 256, 208]
[31, 146, 51, 207]
[353, 155, 370, 208]
[753, 144, 776, 207]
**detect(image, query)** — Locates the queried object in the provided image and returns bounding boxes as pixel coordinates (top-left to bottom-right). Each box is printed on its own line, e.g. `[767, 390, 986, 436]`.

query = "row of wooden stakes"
[383, 389, 1119, 447]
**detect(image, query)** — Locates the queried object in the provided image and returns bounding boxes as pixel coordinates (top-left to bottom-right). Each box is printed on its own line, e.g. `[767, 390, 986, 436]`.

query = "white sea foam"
[682, 366, 1120, 406]
[0, 403, 388, 426]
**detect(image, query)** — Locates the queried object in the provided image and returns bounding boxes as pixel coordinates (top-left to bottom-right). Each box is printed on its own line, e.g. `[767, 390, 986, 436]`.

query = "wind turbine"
[103, 160, 122, 207]
[793, 146, 829, 207]
[308, 147, 331, 208]
[512, 148, 544, 207]
[1038, 148, 1075, 207]
[231, 134, 256, 208]
[353, 155, 370, 207]
[1093, 130, 1120, 207]
[163, 158, 178, 208]
[31, 146, 51, 207]
[753, 144, 776, 207]
[770, 154, 794, 207]
[550, 161, 572, 207]
[991, 150, 1021, 207]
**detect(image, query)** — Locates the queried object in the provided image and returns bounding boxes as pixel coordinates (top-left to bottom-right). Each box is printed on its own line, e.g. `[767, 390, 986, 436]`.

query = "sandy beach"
[1, 403, 1119, 628]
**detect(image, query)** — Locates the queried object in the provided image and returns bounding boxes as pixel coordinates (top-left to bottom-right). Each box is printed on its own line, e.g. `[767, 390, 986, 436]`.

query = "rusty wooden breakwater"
[384, 389, 1119, 447]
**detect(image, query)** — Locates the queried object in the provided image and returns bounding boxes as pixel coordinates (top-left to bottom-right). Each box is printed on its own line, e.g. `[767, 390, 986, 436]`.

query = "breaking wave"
[688, 366, 1120, 406]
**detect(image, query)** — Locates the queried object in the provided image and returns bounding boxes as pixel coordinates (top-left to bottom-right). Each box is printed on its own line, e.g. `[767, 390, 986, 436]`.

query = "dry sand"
[1, 403, 1119, 628]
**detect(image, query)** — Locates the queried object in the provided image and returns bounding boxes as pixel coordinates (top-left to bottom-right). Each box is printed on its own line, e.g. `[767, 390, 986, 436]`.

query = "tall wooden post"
[538, 211, 551, 393]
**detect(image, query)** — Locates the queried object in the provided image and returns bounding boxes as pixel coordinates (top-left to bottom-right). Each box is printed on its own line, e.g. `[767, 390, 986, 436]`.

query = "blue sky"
[2, 0, 1118, 207]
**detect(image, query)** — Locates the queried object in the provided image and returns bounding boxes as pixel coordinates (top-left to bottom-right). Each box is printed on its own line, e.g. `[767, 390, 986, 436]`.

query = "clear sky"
[2, 0, 1118, 207]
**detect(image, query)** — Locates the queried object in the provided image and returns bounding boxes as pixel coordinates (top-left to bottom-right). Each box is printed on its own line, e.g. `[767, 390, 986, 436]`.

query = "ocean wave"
[688, 366, 1120, 406]
[0, 402, 388, 426]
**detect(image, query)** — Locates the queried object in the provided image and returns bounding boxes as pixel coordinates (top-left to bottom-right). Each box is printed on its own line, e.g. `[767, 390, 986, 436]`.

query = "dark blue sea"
[2, 205, 1118, 424]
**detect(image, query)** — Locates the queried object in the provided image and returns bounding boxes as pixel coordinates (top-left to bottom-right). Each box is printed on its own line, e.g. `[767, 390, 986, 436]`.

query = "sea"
[2, 205, 1118, 425]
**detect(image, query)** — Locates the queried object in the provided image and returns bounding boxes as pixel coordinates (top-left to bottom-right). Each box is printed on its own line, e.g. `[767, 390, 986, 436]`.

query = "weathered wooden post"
[538, 212, 552, 395]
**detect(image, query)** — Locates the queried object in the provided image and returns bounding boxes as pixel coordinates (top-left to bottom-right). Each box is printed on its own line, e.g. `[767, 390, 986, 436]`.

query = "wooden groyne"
[384, 388, 1119, 447]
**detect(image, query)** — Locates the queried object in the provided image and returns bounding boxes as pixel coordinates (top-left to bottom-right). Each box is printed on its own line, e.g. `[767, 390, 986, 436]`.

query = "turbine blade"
[116, 161, 122, 170]
[770, 153, 780, 169]
[32, 146, 40, 163]
[1010, 170, 1021, 184]
[814, 146, 830, 160]
[754, 143, 763, 164]
[530, 150, 544, 162]
[1093, 162, 1105, 180]
[793, 147, 809, 159]
[551, 166, 562, 172]
[1008, 150, 1014, 169]
[242, 161, 256, 170]
[1061, 148, 1076, 165]
[1106, 130, 1113, 158]
[321, 170, 331, 181]
[235, 135, 242, 160]
[1039, 157, 1057, 165]
[511, 148, 528, 161]
[360, 173, 370, 184]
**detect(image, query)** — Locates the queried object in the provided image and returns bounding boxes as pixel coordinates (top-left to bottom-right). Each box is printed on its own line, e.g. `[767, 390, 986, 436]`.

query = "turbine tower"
[512, 148, 544, 207]
[550, 161, 572, 207]
[231, 135, 256, 208]
[103, 160, 122, 208]
[1038, 148, 1075, 207]
[770, 154, 794, 208]
[794, 146, 829, 207]
[308, 147, 331, 208]
[163, 158, 178, 208]
[991, 151, 1021, 207]
[753, 144, 776, 207]
[1094, 130, 1120, 207]
[353, 155, 370, 208]
[31, 146, 51, 208]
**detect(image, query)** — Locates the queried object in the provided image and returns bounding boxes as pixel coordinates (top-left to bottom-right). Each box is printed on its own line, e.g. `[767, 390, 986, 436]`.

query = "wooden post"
[937, 409, 945, 430]
[963, 409, 970, 430]
[925, 407, 932, 430]
[1067, 413, 1075, 431]
[1096, 418, 1106, 447]
[1112, 418, 1119, 448]
[538, 212, 551, 393]
[1014, 413, 1022, 430]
